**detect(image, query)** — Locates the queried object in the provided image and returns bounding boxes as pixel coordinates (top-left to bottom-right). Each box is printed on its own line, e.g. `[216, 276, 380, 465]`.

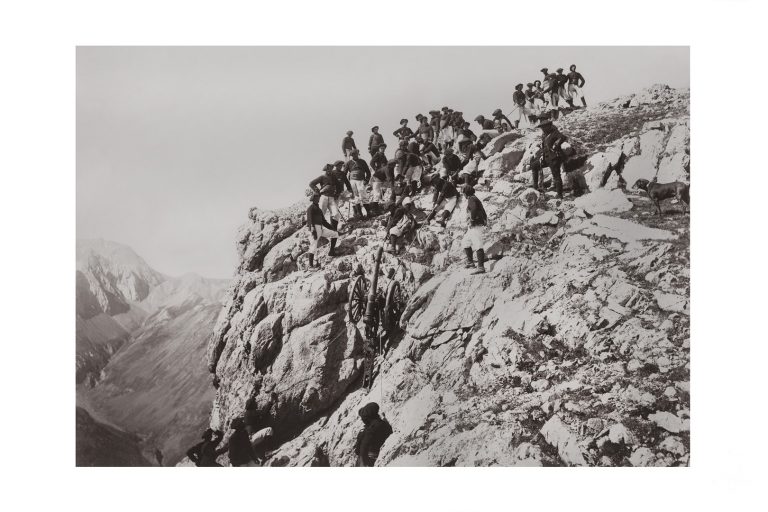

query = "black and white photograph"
[75, 46, 691, 468]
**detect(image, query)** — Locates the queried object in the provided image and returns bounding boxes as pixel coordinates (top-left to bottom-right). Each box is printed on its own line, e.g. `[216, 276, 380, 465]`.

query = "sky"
[77, 46, 689, 279]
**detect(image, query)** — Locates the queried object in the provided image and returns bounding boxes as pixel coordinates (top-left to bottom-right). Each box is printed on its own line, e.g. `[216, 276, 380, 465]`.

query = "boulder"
[649, 411, 690, 433]
[570, 214, 676, 244]
[404, 272, 501, 339]
[540, 415, 588, 466]
[239, 202, 306, 272]
[629, 447, 655, 467]
[518, 187, 541, 207]
[653, 291, 690, 315]
[573, 188, 633, 214]
[659, 436, 687, 456]
[529, 211, 559, 226]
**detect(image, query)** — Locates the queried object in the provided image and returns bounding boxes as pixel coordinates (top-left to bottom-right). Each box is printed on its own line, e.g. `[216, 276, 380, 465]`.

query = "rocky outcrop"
[201, 85, 690, 467]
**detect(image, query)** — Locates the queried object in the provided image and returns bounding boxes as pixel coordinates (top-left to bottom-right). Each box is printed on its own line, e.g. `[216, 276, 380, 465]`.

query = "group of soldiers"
[307, 66, 588, 275]
[308, 114, 494, 273]
[192, 68, 590, 467]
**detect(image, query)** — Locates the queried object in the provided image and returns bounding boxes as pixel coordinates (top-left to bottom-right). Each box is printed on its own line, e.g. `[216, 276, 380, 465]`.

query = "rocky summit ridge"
[200, 84, 690, 467]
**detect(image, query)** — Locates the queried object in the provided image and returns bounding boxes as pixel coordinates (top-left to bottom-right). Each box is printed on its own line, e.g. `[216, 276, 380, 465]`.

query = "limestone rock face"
[199, 85, 690, 467]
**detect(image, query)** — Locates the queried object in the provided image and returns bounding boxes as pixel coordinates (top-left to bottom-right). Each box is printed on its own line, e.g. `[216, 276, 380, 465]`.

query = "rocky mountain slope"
[202, 84, 690, 467]
[76, 240, 228, 465]
[76, 239, 165, 383]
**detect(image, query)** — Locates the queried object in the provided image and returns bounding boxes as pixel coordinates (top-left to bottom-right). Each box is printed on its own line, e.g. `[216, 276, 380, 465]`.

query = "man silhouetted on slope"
[354, 402, 393, 467]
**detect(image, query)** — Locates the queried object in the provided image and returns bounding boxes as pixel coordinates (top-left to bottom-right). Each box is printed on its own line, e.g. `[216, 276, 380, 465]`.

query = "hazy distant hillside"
[76, 407, 152, 466]
[76, 239, 228, 465]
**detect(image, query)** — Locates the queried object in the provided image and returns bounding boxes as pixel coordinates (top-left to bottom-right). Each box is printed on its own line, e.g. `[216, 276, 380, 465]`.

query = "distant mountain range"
[75, 238, 229, 466]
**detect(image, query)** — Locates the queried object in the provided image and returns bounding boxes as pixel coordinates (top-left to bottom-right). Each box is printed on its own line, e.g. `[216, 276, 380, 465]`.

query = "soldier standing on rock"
[461, 184, 489, 274]
[393, 118, 414, 141]
[308, 164, 350, 234]
[342, 130, 357, 161]
[511, 83, 528, 129]
[344, 149, 372, 219]
[555, 68, 570, 106]
[537, 115, 567, 199]
[525, 83, 538, 123]
[368, 126, 385, 157]
[567, 64, 587, 108]
[306, 191, 339, 267]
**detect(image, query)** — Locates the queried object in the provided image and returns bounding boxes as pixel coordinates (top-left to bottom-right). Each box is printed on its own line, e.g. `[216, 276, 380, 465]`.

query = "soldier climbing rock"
[390, 174, 409, 205]
[385, 196, 418, 254]
[441, 146, 463, 182]
[461, 184, 489, 275]
[427, 174, 459, 227]
[403, 139, 424, 193]
[354, 402, 393, 467]
[306, 191, 339, 267]
[371, 158, 396, 203]
[474, 114, 496, 131]
[419, 137, 441, 167]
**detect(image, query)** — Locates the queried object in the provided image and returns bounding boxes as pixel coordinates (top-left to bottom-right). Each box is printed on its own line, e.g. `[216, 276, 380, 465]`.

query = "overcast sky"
[77, 46, 689, 278]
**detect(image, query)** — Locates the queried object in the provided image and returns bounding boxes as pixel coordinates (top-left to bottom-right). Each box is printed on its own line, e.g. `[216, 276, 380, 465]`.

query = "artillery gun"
[347, 246, 407, 389]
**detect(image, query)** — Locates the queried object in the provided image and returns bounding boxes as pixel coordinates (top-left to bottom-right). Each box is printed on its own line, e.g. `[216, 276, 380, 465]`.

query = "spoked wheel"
[383, 280, 405, 332]
[347, 275, 369, 323]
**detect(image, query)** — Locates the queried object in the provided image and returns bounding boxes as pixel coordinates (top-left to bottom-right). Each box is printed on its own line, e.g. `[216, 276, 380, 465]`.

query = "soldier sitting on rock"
[385, 197, 418, 254]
